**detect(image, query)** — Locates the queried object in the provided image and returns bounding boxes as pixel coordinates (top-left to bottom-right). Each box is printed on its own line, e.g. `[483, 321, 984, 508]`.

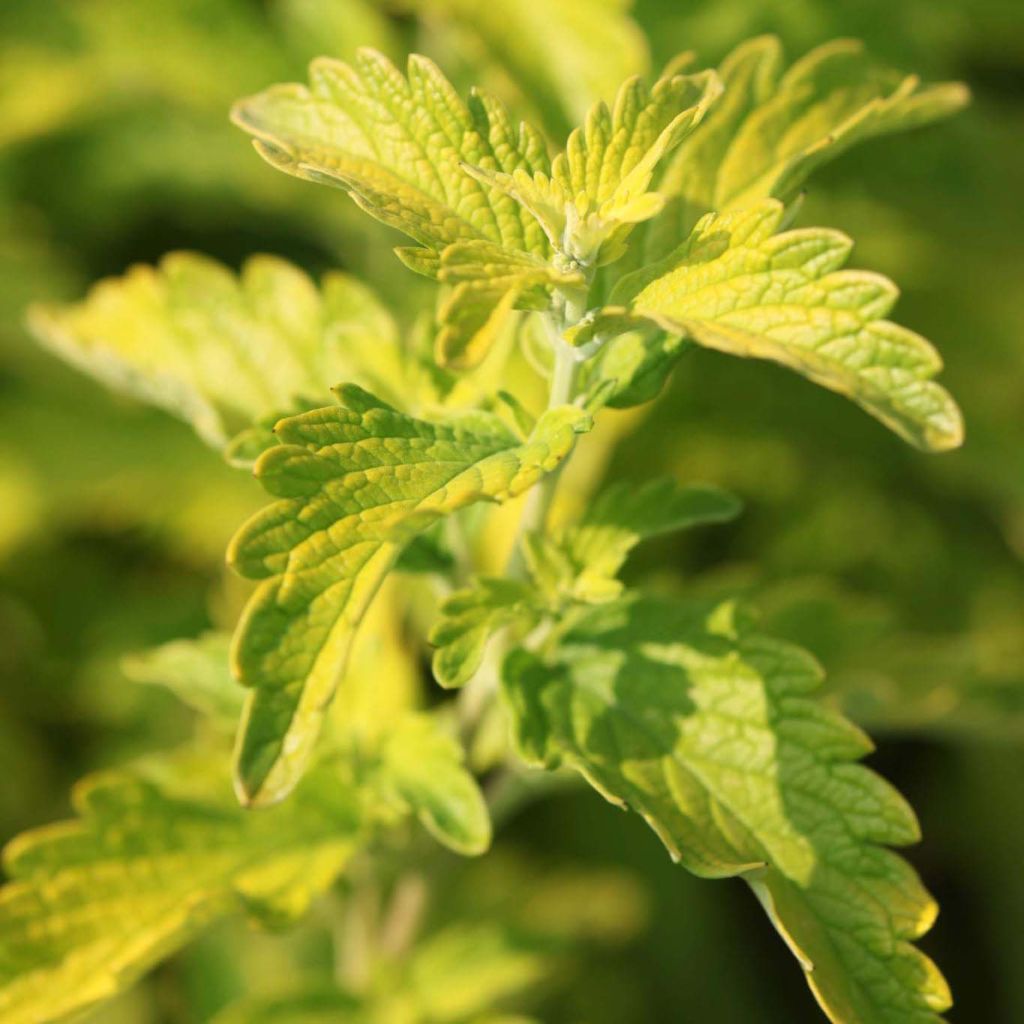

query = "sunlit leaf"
[0, 752, 365, 1024]
[231, 49, 551, 262]
[466, 68, 721, 266]
[575, 200, 962, 450]
[229, 385, 591, 805]
[27, 254, 399, 456]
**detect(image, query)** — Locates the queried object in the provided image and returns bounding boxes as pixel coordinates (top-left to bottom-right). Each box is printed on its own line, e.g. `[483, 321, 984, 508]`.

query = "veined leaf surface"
[575, 201, 962, 451]
[232, 49, 552, 264]
[0, 753, 365, 1024]
[466, 68, 721, 266]
[503, 596, 950, 1024]
[229, 385, 591, 805]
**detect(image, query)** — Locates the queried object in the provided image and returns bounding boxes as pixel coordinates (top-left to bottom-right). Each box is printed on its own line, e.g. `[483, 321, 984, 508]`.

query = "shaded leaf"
[430, 578, 542, 689]
[503, 595, 950, 1024]
[646, 36, 969, 254]
[122, 632, 242, 726]
[377, 714, 491, 855]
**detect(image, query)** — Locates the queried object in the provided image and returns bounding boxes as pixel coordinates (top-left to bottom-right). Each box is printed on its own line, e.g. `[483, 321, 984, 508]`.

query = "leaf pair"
[0, 632, 490, 1024]
[429, 477, 741, 688]
[465, 69, 722, 267]
[232, 48, 724, 366]
[0, 752, 364, 1024]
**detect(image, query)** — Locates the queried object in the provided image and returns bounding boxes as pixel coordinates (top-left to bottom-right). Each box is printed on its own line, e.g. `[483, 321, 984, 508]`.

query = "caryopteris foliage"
[14, 21, 968, 1024]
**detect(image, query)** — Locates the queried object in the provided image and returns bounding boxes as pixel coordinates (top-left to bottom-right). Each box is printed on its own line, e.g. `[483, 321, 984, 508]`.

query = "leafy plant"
[6, 22, 970, 1024]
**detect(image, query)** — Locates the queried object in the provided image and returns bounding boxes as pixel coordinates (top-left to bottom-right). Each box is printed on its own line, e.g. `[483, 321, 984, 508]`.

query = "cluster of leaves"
[2, 11, 980, 1024]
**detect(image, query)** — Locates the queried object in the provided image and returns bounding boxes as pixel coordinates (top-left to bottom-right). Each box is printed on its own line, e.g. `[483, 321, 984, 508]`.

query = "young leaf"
[377, 714, 491, 855]
[436, 240, 585, 369]
[229, 385, 592, 806]
[465, 69, 722, 266]
[430, 578, 542, 689]
[122, 632, 243, 726]
[503, 596, 950, 1024]
[231, 49, 552, 262]
[563, 478, 741, 599]
[645, 36, 969, 253]
[0, 753, 366, 1024]
[574, 201, 962, 451]
[27, 254, 398, 455]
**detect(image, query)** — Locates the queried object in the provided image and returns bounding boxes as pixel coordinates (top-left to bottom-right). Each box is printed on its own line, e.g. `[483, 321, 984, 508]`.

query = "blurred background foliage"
[0, 0, 1022, 1021]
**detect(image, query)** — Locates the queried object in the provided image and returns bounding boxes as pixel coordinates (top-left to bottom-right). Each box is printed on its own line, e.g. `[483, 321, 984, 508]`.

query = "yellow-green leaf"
[409, 0, 648, 135]
[562, 477, 741, 600]
[0, 753, 365, 1024]
[122, 632, 242, 726]
[435, 240, 585, 368]
[377, 714, 492, 855]
[231, 49, 551, 262]
[27, 254, 399, 457]
[646, 36, 969, 252]
[577, 201, 962, 451]
[430, 578, 541, 690]
[229, 386, 591, 806]
[466, 69, 721, 267]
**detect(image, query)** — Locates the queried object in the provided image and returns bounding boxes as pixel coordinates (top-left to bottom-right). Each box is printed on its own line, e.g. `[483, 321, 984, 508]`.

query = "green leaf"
[231, 49, 551, 262]
[578, 322, 691, 409]
[27, 254, 399, 456]
[562, 478, 740, 598]
[377, 714, 491, 855]
[502, 595, 950, 1024]
[122, 632, 243, 726]
[430, 578, 542, 689]
[646, 37, 969, 252]
[229, 385, 591, 806]
[0, 753, 365, 1024]
[465, 69, 721, 266]
[575, 200, 962, 451]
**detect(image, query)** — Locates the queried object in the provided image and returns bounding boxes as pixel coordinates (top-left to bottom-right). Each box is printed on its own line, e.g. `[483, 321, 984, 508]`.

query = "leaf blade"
[232, 50, 551, 261]
[229, 389, 591, 805]
[0, 754, 364, 1024]
[584, 201, 962, 451]
[502, 595, 951, 1023]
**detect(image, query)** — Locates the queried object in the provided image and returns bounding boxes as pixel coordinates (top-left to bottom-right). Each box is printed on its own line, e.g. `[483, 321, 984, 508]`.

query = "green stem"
[505, 315, 580, 575]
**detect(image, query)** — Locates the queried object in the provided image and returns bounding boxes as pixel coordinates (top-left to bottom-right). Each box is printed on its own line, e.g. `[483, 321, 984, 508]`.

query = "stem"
[506, 309, 581, 573]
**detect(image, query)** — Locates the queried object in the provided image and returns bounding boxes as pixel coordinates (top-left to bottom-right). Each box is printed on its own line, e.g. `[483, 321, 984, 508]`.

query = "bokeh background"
[1, 1, 1022, 1021]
